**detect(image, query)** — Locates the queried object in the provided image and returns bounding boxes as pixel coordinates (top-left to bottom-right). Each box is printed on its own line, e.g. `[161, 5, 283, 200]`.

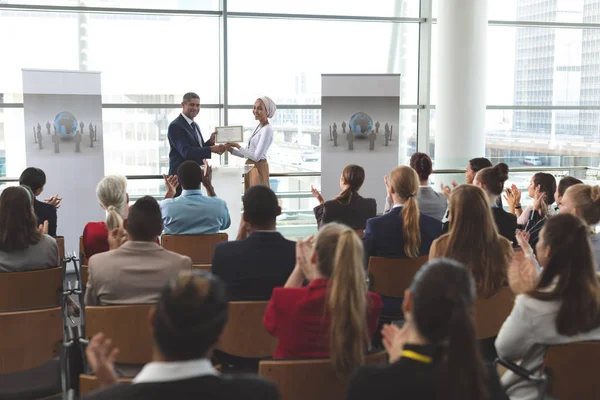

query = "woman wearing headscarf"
[227, 96, 276, 190]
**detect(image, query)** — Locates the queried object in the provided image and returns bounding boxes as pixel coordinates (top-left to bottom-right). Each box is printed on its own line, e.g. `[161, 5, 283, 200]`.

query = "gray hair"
[183, 92, 200, 104]
[96, 175, 128, 230]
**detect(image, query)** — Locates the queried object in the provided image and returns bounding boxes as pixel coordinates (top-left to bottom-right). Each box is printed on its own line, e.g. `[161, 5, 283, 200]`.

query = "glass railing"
[2, 166, 599, 240]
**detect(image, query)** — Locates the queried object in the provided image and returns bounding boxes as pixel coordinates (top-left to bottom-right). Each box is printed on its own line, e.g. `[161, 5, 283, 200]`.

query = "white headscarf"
[258, 96, 277, 119]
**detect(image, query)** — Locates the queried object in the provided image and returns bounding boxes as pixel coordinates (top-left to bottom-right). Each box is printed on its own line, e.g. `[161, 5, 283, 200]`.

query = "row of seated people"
[3, 155, 600, 399]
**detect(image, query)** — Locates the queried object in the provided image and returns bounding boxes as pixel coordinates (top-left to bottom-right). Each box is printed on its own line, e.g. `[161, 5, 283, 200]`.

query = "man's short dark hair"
[126, 196, 163, 241]
[182, 92, 200, 104]
[19, 167, 46, 193]
[153, 271, 228, 361]
[243, 185, 279, 227]
[469, 157, 493, 173]
[177, 161, 203, 190]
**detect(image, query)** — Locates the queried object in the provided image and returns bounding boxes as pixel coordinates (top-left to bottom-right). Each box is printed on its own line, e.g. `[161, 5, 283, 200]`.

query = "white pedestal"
[210, 165, 253, 240]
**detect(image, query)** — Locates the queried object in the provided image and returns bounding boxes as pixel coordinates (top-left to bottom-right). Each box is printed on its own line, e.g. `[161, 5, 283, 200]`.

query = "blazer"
[496, 294, 600, 400]
[84, 241, 192, 306]
[263, 278, 382, 359]
[167, 114, 214, 176]
[313, 192, 377, 230]
[212, 232, 296, 301]
[82, 221, 111, 260]
[492, 206, 517, 244]
[33, 199, 57, 237]
[82, 375, 280, 400]
[362, 206, 443, 262]
[347, 344, 509, 400]
[385, 187, 447, 221]
[0, 234, 59, 272]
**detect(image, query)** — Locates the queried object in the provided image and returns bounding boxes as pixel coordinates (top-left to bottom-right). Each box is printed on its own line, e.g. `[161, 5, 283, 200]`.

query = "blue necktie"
[191, 122, 203, 146]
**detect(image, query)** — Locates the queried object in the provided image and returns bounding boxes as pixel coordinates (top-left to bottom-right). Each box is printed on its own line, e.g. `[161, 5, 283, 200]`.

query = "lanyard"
[401, 350, 432, 364]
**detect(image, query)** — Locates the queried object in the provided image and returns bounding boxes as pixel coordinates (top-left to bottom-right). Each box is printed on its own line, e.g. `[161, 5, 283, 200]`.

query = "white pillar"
[434, 0, 488, 170]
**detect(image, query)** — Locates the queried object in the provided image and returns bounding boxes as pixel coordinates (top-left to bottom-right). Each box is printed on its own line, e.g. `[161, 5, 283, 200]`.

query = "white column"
[434, 0, 488, 170]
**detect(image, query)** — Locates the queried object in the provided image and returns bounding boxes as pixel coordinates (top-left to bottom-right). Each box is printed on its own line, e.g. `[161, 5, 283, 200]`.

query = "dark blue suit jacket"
[363, 206, 442, 262]
[34, 198, 57, 237]
[167, 114, 213, 176]
[211, 232, 296, 301]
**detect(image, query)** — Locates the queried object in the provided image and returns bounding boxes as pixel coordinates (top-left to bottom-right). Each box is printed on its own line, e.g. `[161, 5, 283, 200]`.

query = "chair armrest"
[495, 357, 546, 382]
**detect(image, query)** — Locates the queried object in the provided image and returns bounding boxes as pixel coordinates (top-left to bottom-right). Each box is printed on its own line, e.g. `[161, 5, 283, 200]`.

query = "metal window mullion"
[416, 0, 433, 154]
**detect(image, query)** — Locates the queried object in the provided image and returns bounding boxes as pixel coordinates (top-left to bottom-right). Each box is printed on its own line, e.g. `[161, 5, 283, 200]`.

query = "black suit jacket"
[167, 114, 214, 176]
[492, 206, 517, 244]
[212, 232, 296, 301]
[347, 344, 509, 400]
[34, 198, 57, 237]
[313, 192, 377, 230]
[83, 374, 279, 400]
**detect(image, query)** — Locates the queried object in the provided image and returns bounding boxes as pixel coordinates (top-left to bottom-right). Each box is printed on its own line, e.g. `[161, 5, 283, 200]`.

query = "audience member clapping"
[348, 258, 509, 400]
[311, 164, 376, 230]
[497, 213, 600, 400]
[19, 167, 61, 237]
[263, 223, 382, 376]
[83, 271, 279, 400]
[0, 186, 59, 272]
[430, 185, 512, 298]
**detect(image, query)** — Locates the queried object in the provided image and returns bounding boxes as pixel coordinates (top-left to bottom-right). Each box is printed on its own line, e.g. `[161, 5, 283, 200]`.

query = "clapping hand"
[440, 182, 452, 199]
[44, 194, 62, 209]
[38, 220, 49, 235]
[85, 333, 119, 388]
[533, 189, 547, 216]
[162, 174, 179, 198]
[515, 229, 532, 255]
[504, 184, 521, 209]
[508, 249, 538, 295]
[295, 236, 316, 280]
[310, 185, 325, 205]
[107, 227, 127, 250]
[382, 323, 410, 363]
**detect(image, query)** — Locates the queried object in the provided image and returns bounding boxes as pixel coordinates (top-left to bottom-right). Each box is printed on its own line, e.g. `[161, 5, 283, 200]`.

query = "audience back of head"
[409, 258, 488, 400]
[446, 185, 508, 297]
[177, 160, 203, 191]
[96, 175, 128, 230]
[18, 167, 46, 196]
[477, 163, 509, 197]
[466, 157, 493, 184]
[532, 172, 557, 206]
[531, 213, 600, 335]
[153, 270, 228, 361]
[0, 186, 41, 252]
[556, 176, 583, 202]
[243, 185, 280, 230]
[389, 166, 421, 258]
[127, 196, 163, 241]
[409, 152, 433, 183]
[561, 184, 600, 227]
[316, 222, 368, 376]
[335, 164, 366, 204]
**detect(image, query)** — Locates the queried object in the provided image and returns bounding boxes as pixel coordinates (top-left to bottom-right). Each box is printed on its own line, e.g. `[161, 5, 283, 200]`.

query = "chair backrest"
[0, 307, 63, 373]
[79, 235, 87, 265]
[79, 374, 133, 395]
[216, 301, 276, 359]
[81, 265, 89, 286]
[56, 236, 65, 260]
[192, 264, 212, 272]
[85, 305, 154, 364]
[543, 341, 600, 399]
[259, 351, 387, 400]
[474, 286, 515, 339]
[367, 256, 429, 298]
[0, 267, 62, 311]
[161, 233, 228, 264]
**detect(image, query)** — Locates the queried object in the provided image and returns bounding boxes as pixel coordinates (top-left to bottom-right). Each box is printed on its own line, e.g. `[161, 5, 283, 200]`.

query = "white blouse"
[232, 124, 273, 162]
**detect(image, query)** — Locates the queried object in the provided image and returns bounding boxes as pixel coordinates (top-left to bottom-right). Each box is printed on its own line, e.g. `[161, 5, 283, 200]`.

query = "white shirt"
[181, 113, 204, 145]
[133, 358, 218, 384]
[232, 124, 273, 162]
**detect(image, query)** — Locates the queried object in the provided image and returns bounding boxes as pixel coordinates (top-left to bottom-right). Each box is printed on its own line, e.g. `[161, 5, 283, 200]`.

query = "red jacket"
[263, 278, 382, 359]
[83, 221, 111, 260]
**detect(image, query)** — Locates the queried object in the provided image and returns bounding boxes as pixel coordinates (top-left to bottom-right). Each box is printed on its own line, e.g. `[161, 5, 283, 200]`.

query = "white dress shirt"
[181, 113, 204, 145]
[133, 358, 218, 384]
[232, 124, 273, 162]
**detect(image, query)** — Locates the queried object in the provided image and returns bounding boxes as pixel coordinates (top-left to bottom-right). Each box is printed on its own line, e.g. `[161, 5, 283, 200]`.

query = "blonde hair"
[565, 184, 600, 227]
[446, 185, 510, 297]
[315, 223, 368, 377]
[96, 175, 128, 230]
[389, 166, 421, 258]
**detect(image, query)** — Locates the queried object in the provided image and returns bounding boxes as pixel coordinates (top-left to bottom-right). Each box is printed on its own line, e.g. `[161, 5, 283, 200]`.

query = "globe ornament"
[53, 111, 78, 137]
[349, 112, 373, 137]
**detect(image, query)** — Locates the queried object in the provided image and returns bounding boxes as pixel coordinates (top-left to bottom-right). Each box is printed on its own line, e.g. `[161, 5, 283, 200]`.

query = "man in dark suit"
[19, 167, 61, 237]
[212, 185, 296, 301]
[83, 271, 280, 400]
[168, 92, 227, 196]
